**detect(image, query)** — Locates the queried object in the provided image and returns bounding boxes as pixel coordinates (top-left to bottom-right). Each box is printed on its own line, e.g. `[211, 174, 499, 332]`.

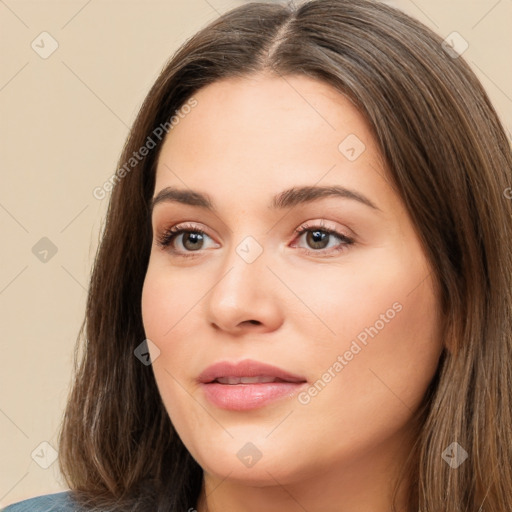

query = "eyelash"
[155, 221, 354, 258]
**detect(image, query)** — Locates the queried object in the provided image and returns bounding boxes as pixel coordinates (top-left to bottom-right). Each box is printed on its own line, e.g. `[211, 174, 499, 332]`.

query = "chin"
[192, 437, 312, 486]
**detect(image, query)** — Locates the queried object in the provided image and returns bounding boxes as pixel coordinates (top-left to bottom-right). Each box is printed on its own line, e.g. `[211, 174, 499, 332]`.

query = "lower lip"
[200, 381, 308, 411]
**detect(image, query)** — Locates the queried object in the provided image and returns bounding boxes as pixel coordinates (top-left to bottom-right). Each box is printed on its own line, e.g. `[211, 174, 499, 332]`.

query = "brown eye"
[304, 229, 330, 250]
[156, 223, 217, 258]
[293, 224, 354, 256]
[180, 231, 205, 251]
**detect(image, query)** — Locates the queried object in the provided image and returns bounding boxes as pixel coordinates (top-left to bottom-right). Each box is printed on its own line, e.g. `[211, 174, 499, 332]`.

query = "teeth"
[241, 376, 277, 384]
[216, 376, 278, 384]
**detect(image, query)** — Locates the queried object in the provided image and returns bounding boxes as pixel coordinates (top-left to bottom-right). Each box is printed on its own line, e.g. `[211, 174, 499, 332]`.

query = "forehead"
[160, 73, 368, 149]
[154, 74, 389, 212]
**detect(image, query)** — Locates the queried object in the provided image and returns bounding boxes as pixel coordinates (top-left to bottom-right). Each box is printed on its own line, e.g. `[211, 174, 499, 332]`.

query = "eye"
[292, 221, 354, 256]
[156, 222, 217, 258]
[156, 221, 355, 259]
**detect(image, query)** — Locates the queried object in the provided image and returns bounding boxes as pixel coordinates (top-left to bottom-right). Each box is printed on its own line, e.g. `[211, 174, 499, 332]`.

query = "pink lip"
[198, 359, 307, 411]
[198, 359, 306, 384]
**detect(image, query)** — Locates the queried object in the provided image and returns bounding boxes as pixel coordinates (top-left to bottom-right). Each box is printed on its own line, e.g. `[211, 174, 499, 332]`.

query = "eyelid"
[294, 219, 353, 238]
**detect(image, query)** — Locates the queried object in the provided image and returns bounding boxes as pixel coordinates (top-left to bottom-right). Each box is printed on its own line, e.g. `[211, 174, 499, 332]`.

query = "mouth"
[213, 376, 300, 384]
[198, 359, 308, 411]
[198, 359, 307, 384]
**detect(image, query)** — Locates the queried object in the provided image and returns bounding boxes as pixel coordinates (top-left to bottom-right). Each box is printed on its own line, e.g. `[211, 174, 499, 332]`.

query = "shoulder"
[1, 491, 82, 512]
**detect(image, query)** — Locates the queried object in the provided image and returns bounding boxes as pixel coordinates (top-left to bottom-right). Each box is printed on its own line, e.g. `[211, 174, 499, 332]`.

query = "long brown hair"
[58, 1, 512, 511]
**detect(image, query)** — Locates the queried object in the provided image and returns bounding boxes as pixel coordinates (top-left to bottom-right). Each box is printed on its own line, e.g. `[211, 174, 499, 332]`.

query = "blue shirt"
[1, 492, 81, 512]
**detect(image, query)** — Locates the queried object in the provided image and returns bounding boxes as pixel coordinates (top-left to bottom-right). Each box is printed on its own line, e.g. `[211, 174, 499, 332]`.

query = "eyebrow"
[150, 185, 381, 214]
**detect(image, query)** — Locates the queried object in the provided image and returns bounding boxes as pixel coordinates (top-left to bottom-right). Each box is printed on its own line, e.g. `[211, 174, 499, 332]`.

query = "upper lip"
[198, 359, 307, 384]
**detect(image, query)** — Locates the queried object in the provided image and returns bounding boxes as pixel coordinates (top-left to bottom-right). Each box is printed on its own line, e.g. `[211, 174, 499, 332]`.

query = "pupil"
[308, 230, 328, 249]
[184, 232, 203, 250]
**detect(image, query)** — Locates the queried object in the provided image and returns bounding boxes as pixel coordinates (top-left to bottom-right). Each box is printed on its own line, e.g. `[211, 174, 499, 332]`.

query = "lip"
[198, 359, 308, 411]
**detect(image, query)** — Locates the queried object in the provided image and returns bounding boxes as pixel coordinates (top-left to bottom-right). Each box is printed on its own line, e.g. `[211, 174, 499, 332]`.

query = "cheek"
[141, 270, 164, 340]
[295, 246, 443, 438]
[140, 262, 199, 394]
[280, 242, 439, 357]
[141, 264, 206, 435]
[141, 258, 203, 344]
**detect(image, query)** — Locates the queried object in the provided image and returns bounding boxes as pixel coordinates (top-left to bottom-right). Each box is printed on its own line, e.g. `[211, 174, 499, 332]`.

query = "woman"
[4, 0, 511, 511]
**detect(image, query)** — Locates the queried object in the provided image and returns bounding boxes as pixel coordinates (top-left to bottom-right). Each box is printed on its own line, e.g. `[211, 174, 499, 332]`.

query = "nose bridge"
[212, 232, 268, 304]
[205, 229, 280, 330]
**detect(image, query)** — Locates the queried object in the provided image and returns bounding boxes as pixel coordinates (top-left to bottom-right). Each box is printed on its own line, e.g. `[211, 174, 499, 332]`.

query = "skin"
[141, 73, 444, 512]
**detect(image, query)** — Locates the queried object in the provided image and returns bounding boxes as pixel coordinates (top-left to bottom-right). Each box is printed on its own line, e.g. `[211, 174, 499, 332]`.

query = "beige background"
[1, 0, 510, 507]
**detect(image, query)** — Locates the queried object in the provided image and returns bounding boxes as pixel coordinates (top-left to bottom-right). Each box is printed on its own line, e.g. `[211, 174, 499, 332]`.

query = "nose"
[205, 240, 283, 334]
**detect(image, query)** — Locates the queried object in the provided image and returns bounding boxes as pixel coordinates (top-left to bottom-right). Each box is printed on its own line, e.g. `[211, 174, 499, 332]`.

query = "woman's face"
[141, 74, 443, 488]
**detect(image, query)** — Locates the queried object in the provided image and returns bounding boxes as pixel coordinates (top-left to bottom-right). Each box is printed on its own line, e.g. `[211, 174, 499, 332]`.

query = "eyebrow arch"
[150, 185, 381, 213]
